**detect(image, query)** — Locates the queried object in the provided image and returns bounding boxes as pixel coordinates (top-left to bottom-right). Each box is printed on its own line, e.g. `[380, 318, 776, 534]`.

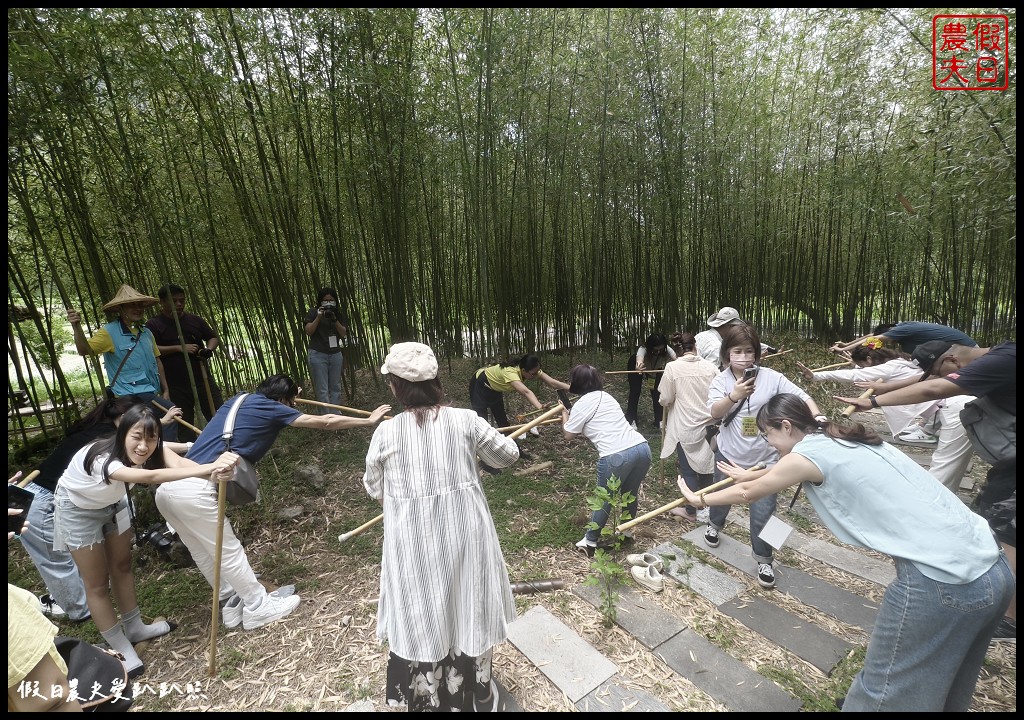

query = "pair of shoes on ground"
[222, 591, 301, 630]
[991, 616, 1016, 643]
[38, 593, 92, 623]
[896, 426, 938, 443]
[626, 552, 664, 592]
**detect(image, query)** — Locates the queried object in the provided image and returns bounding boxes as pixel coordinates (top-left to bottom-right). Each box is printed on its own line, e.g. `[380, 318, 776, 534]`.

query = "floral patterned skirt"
[386, 648, 496, 712]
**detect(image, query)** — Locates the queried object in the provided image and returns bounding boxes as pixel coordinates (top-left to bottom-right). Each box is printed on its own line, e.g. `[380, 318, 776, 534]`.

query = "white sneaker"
[897, 427, 938, 443]
[575, 536, 597, 550]
[38, 593, 66, 618]
[221, 594, 243, 628]
[242, 593, 301, 630]
[630, 564, 664, 592]
[529, 426, 540, 436]
[626, 552, 663, 571]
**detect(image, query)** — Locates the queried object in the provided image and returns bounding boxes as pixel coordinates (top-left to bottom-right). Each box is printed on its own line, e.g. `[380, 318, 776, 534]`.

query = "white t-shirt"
[58, 443, 128, 510]
[564, 391, 647, 458]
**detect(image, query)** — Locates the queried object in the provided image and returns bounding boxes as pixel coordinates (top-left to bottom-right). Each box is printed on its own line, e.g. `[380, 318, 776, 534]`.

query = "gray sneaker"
[242, 593, 301, 630]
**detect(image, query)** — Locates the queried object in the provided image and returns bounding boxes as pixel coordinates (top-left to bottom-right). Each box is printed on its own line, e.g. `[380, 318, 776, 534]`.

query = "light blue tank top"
[794, 434, 998, 584]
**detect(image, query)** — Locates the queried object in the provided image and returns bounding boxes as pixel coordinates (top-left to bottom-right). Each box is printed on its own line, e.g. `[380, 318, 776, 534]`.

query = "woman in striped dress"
[364, 343, 520, 712]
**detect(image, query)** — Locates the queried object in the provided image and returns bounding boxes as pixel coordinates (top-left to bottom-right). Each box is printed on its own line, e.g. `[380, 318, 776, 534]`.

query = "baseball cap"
[912, 340, 953, 381]
[380, 342, 438, 382]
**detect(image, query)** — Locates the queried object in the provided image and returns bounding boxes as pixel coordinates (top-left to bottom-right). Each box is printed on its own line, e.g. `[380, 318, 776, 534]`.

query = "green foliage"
[582, 474, 634, 627]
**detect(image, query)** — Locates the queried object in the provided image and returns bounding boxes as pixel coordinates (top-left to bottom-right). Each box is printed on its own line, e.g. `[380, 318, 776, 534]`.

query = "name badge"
[741, 416, 759, 437]
[115, 505, 131, 535]
[329, 335, 339, 348]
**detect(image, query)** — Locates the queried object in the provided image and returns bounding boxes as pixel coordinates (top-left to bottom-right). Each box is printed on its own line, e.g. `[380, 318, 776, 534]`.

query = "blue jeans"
[710, 448, 776, 563]
[18, 484, 90, 620]
[584, 442, 652, 542]
[843, 552, 1013, 712]
[308, 349, 344, 411]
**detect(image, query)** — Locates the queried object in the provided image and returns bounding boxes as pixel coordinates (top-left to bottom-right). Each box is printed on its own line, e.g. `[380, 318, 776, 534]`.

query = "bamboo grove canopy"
[7, 8, 1017, 411]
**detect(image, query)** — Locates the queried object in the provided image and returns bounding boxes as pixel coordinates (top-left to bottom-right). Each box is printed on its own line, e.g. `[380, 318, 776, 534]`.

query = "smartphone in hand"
[8, 484, 35, 537]
[743, 365, 760, 383]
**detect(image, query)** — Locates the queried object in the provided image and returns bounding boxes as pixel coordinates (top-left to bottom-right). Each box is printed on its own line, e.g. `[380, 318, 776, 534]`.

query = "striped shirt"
[364, 406, 520, 661]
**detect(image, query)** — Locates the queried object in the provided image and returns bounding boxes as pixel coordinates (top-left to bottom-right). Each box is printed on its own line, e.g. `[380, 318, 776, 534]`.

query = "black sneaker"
[992, 616, 1016, 643]
[757, 562, 777, 589]
[704, 527, 720, 548]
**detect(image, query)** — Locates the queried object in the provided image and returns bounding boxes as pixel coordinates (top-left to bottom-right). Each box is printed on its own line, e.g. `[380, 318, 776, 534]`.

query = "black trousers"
[624, 354, 663, 425]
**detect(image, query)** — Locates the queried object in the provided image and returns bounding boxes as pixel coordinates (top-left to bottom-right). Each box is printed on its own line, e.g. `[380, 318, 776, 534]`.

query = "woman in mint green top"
[677, 393, 1012, 712]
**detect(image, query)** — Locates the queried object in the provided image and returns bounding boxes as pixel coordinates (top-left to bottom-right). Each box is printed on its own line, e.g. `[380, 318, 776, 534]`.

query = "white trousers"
[155, 477, 265, 607]
[929, 396, 975, 494]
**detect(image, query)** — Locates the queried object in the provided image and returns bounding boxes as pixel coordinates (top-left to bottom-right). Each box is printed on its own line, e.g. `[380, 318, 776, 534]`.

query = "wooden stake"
[208, 479, 228, 677]
[808, 360, 854, 372]
[760, 349, 794, 362]
[150, 399, 202, 435]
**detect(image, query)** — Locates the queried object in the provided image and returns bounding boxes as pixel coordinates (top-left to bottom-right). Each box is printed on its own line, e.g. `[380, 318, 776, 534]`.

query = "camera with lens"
[198, 347, 214, 360]
[140, 522, 173, 554]
[320, 300, 337, 320]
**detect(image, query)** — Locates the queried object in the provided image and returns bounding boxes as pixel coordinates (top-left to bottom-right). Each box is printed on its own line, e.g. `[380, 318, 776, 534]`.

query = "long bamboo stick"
[615, 463, 766, 533]
[295, 397, 393, 419]
[338, 405, 565, 543]
[16, 470, 40, 488]
[604, 369, 665, 375]
[208, 478, 228, 677]
[495, 418, 561, 433]
[808, 360, 854, 372]
[842, 389, 875, 417]
[760, 349, 794, 361]
[150, 400, 202, 435]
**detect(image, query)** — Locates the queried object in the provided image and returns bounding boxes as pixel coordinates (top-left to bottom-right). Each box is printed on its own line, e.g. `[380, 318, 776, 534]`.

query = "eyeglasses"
[758, 432, 769, 442]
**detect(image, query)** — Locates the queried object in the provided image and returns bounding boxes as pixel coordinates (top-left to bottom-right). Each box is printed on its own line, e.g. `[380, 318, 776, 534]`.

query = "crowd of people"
[8, 290, 1015, 711]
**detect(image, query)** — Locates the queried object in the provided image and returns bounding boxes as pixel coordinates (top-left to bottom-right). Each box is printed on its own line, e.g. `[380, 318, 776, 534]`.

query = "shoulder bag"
[223, 393, 260, 506]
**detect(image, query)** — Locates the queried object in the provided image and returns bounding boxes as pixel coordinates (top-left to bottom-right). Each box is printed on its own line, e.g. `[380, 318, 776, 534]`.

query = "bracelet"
[727, 393, 737, 403]
[869, 396, 880, 408]
[698, 493, 708, 509]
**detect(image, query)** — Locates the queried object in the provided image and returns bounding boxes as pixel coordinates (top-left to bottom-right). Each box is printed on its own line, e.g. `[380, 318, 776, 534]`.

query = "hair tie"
[862, 337, 884, 350]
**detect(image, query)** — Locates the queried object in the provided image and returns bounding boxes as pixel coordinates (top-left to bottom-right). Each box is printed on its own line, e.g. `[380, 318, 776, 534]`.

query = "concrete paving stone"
[682, 526, 880, 633]
[651, 541, 746, 606]
[655, 629, 802, 712]
[728, 514, 896, 587]
[505, 605, 617, 703]
[719, 596, 854, 674]
[573, 581, 686, 649]
[576, 677, 671, 712]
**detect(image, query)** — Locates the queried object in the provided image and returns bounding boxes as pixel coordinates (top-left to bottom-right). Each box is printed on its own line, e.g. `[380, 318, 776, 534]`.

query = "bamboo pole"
[760, 349, 794, 362]
[604, 369, 665, 375]
[151, 400, 202, 435]
[495, 418, 561, 433]
[339, 405, 565, 543]
[207, 478, 228, 677]
[615, 463, 766, 533]
[808, 360, 854, 372]
[295, 397, 393, 419]
[16, 470, 40, 488]
[842, 389, 875, 417]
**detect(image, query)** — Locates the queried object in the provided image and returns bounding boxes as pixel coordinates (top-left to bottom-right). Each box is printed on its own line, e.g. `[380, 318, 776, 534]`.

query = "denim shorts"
[52, 486, 130, 551]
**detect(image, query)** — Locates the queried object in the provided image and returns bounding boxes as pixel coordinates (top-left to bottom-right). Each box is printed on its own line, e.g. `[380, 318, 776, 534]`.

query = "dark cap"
[912, 341, 953, 381]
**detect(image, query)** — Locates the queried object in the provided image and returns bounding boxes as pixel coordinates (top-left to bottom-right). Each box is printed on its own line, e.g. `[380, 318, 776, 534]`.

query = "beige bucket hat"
[102, 284, 159, 312]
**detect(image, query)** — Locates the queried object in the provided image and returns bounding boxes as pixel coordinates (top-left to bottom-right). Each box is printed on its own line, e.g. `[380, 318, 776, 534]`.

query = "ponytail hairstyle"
[568, 364, 603, 395]
[388, 375, 446, 426]
[672, 331, 697, 355]
[84, 404, 166, 483]
[850, 346, 909, 366]
[756, 394, 882, 446]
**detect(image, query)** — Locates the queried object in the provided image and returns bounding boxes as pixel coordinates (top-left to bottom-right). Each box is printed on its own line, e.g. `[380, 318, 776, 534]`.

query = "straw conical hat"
[102, 284, 159, 312]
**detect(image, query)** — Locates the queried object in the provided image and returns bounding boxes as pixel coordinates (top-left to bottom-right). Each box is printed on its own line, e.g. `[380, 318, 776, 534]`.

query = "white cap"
[380, 342, 438, 382]
[706, 306, 742, 328]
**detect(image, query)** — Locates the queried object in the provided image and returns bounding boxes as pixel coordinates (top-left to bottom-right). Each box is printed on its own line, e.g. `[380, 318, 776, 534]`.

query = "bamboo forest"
[7, 8, 1017, 420]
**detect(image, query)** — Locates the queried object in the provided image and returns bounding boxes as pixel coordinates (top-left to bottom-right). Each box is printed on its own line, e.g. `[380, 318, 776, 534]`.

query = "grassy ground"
[7, 337, 1016, 711]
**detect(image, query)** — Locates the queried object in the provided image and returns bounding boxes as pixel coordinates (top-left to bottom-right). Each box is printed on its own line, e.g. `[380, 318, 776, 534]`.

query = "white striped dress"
[364, 406, 520, 662]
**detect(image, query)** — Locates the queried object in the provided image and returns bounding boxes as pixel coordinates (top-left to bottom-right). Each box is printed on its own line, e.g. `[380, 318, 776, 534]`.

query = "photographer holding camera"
[304, 287, 349, 411]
